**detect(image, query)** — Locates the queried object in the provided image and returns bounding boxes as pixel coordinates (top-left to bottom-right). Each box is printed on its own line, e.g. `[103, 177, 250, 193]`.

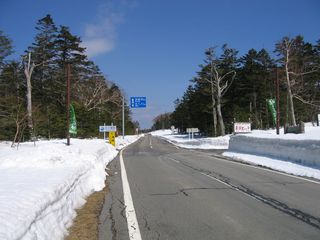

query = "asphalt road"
[99, 135, 320, 240]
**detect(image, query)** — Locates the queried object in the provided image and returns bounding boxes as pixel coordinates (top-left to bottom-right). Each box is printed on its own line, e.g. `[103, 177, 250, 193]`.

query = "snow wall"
[228, 135, 320, 167]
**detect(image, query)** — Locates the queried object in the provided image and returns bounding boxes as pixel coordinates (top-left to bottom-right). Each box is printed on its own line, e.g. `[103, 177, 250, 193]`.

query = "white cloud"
[82, 38, 115, 57]
[82, 2, 126, 57]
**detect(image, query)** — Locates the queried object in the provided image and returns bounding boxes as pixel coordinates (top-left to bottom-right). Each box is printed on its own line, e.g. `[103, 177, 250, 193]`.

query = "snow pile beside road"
[243, 123, 320, 140]
[225, 123, 320, 168]
[116, 134, 144, 150]
[223, 152, 320, 180]
[0, 136, 141, 240]
[226, 135, 320, 167]
[151, 130, 229, 149]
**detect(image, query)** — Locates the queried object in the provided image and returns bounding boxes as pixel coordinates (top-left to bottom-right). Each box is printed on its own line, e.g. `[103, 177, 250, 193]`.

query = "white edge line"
[162, 137, 320, 185]
[208, 154, 320, 185]
[120, 150, 142, 240]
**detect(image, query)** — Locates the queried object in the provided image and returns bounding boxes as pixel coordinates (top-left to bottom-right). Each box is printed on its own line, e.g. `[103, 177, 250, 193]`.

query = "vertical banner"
[69, 104, 77, 135]
[267, 99, 276, 125]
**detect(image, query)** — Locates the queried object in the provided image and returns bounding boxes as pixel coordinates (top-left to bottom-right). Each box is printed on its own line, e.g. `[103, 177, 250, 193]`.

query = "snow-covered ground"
[1, 124, 319, 239]
[151, 129, 230, 149]
[151, 124, 320, 180]
[0, 135, 141, 240]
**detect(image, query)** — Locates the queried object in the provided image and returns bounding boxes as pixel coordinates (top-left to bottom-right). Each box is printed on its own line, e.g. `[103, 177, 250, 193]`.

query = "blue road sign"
[130, 97, 147, 108]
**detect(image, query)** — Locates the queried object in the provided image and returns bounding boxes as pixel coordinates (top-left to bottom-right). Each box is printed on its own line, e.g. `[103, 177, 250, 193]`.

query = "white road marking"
[167, 157, 180, 163]
[149, 137, 152, 149]
[206, 154, 320, 185]
[188, 150, 320, 185]
[120, 150, 142, 240]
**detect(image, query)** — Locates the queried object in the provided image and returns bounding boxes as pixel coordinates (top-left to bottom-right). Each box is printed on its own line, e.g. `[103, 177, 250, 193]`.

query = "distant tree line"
[152, 36, 320, 136]
[0, 15, 138, 142]
[151, 113, 171, 130]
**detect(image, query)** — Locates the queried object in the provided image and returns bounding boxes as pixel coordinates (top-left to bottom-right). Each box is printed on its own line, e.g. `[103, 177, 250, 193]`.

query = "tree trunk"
[24, 53, 35, 140]
[285, 50, 297, 126]
[26, 74, 33, 136]
[211, 82, 217, 137]
[12, 120, 20, 147]
[216, 83, 225, 136]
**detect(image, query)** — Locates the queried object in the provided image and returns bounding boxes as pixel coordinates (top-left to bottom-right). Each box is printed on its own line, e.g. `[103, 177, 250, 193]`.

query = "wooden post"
[66, 64, 71, 146]
[276, 68, 280, 135]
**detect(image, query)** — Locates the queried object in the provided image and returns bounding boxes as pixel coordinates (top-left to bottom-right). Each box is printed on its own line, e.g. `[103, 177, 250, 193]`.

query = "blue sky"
[1, 0, 319, 128]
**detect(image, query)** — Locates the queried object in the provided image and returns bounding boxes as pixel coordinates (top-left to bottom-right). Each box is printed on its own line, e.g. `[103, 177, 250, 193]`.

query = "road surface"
[99, 135, 320, 240]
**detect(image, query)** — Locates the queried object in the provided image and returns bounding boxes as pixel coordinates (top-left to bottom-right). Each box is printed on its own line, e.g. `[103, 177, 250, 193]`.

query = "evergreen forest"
[0, 15, 138, 143]
[152, 37, 320, 136]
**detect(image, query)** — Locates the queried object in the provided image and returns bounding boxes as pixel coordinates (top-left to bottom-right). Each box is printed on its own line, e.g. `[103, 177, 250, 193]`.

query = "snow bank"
[223, 152, 320, 180]
[151, 130, 229, 149]
[228, 136, 320, 167]
[0, 135, 141, 240]
[227, 124, 320, 167]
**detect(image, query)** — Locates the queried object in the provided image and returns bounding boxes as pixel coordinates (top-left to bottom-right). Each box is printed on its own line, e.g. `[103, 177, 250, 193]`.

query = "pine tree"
[55, 25, 87, 68]
[237, 48, 276, 129]
[27, 14, 58, 104]
[0, 30, 13, 69]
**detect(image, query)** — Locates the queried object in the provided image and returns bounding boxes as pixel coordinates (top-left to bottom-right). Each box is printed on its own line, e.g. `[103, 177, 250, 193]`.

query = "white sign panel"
[234, 122, 251, 133]
[99, 125, 117, 132]
[186, 128, 199, 133]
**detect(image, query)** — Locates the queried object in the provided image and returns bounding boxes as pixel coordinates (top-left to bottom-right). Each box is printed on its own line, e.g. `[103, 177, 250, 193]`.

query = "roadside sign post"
[186, 128, 199, 140]
[108, 132, 116, 146]
[130, 97, 147, 108]
[129, 96, 147, 138]
[234, 122, 251, 133]
[99, 125, 117, 146]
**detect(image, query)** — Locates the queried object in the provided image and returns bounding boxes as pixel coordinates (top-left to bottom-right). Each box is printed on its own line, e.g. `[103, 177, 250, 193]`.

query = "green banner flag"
[69, 104, 77, 135]
[267, 99, 276, 125]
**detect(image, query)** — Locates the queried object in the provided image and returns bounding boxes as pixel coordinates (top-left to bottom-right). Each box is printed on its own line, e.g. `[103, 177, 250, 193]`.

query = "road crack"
[169, 157, 320, 230]
[109, 199, 117, 240]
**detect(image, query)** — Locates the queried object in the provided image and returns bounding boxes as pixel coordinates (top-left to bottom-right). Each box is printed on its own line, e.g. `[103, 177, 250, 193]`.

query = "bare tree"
[23, 52, 41, 140]
[213, 66, 236, 136]
[11, 103, 28, 147]
[76, 77, 122, 112]
[204, 47, 236, 136]
[0, 95, 28, 147]
[276, 36, 319, 126]
[280, 38, 297, 125]
[203, 48, 218, 136]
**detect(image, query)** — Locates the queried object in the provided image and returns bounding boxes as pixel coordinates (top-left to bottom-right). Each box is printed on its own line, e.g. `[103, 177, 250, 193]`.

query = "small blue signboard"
[130, 97, 147, 108]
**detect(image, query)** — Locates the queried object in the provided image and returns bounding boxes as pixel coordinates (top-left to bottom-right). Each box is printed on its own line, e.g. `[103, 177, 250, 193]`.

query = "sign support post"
[122, 96, 125, 139]
[187, 128, 199, 140]
[99, 125, 117, 146]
